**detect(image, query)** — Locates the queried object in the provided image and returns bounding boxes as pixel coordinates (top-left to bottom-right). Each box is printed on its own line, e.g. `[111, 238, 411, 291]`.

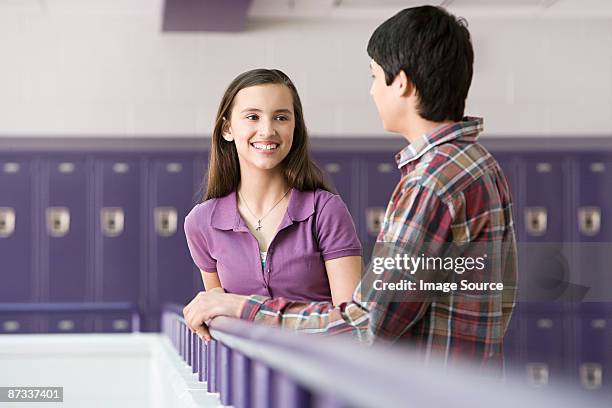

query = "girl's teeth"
[253, 143, 277, 150]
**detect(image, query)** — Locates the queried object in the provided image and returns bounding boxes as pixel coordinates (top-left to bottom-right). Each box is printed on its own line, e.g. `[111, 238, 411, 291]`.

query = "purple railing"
[162, 303, 610, 408]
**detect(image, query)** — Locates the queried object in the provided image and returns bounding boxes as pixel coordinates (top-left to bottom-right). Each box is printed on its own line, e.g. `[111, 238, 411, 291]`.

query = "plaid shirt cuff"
[240, 295, 269, 321]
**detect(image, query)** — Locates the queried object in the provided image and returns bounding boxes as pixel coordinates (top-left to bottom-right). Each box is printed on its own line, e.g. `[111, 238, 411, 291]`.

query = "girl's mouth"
[251, 142, 279, 151]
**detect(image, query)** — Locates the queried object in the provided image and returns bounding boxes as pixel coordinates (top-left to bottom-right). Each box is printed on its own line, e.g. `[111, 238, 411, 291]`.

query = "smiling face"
[223, 84, 295, 173]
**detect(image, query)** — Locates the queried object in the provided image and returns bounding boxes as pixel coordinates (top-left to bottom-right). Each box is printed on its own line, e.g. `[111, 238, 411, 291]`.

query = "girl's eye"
[246, 114, 259, 120]
[275, 115, 289, 121]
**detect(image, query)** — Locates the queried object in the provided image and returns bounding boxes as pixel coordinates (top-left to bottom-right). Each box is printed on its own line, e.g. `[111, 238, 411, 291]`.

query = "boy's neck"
[400, 111, 455, 144]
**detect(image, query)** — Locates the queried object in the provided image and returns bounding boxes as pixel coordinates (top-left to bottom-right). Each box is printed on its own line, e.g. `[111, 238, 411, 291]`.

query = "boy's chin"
[381, 121, 397, 134]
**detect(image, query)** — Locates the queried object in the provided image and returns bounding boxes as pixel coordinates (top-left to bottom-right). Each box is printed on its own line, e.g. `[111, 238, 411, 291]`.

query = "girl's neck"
[238, 168, 290, 214]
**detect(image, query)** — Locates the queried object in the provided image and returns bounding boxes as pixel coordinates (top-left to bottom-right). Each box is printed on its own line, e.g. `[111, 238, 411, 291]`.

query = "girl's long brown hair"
[202, 68, 333, 201]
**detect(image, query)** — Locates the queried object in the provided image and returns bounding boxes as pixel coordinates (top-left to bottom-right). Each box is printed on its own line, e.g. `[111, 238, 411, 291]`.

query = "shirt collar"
[395, 116, 484, 169]
[210, 188, 314, 231]
[286, 189, 315, 222]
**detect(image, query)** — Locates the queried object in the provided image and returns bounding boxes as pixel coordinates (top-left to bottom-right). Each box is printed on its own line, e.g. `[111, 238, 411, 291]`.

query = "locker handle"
[3, 320, 20, 332]
[377, 163, 394, 173]
[536, 318, 553, 329]
[525, 207, 547, 236]
[166, 163, 183, 173]
[112, 162, 129, 173]
[46, 207, 70, 237]
[536, 162, 552, 173]
[3, 162, 20, 173]
[580, 363, 602, 390]
[155, 207, 178, 237]
[57, 320, 75, 331]
[365, 207, 386, 236]
[101, 207, 125, 237]
[589, 162, 605, 173]
[590, 319, 607, 329]
[112, 319, 129, 331]
[526, 363, 549, 386]
[578, 207, 601, 236]
[0, 207, 16, 238]
[58, 162, 75, 173]
[324, 163, 341, 174]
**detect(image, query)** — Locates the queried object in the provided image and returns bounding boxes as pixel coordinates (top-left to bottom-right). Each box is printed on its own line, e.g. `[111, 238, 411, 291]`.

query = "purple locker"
[0, 314, 40, 334]
[94, 157, 142, 332]
[312, 152, 357, 219]
[146, 155, 203, 331]
[518, 155, 573, 385]
[360, 153, 400, 260]
[518, 155, 572, 298]
[47, 313, 95, 334]
[0, 157, 37, 305]
[41, 157, 93, 333]
[98, 311, 134, 333]
[519, 155, 569, 242]
[573, 155, 612, 300]
[574, 305, 612, 393]
[573, 155, 612, 393]
[520, 306, 570, 388]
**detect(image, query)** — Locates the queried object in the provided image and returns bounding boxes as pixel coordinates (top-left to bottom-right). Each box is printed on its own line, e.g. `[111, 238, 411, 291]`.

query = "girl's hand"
[182, 291, 248, 341]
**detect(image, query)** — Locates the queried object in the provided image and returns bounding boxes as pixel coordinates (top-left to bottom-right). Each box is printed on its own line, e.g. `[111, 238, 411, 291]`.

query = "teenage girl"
[183, 69, 362, 333]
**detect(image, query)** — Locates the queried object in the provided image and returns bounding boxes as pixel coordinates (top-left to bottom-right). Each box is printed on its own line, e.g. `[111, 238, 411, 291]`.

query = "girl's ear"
[221, 117, 234, 142]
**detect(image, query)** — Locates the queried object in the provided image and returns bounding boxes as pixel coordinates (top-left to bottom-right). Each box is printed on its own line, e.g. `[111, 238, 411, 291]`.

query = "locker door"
[518, 155, 573, 385]
[94, 156, 142, 332]
[312, 152, 357, 224]
[41, 156, 93, 333]
[48, 313, 95, 334]
[360, 152, 400, 261]
[147, 155, 202, 331]
[0, 157, 40, 333]
[575, 305, 612, 393]
[0, 157, 36, 302]
[0, 314, 40, 334]
[521, 306, 569, 388]
[573, 155, 612, 300]
[572, 154, 612, 393]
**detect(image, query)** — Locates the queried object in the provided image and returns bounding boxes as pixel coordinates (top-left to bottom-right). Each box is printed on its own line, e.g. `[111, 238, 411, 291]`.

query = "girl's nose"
[258, 119, 275, 137]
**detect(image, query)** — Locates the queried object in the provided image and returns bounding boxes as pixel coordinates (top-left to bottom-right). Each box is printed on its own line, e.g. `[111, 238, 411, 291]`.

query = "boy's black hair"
[367, 5, 474, 122]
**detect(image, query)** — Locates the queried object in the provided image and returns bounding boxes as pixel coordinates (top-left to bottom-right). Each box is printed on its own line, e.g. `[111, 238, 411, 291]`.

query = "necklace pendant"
[255, 220, 262, 231]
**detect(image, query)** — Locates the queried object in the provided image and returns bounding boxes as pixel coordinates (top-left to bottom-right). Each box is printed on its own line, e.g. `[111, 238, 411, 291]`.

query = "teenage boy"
[183, 5, 517, 371]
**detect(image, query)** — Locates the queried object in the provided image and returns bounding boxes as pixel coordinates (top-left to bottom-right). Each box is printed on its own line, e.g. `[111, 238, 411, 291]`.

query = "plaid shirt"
[240, 117, 517, 371]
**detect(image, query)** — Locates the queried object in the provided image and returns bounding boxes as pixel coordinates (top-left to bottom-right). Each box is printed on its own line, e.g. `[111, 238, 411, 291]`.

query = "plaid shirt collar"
[395, 116, 484, 169]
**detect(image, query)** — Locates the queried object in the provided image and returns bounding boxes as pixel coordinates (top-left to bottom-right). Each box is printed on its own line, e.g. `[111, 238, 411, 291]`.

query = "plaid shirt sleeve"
[239, 184, 453, 342]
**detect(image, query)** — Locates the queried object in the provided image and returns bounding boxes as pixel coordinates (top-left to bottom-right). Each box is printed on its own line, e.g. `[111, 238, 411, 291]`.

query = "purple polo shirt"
[184, 189, 362, 302]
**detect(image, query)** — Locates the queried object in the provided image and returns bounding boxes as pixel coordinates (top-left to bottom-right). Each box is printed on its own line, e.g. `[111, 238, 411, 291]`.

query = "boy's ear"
[394, 70, 414, 97]
[221, 117, 234, 142]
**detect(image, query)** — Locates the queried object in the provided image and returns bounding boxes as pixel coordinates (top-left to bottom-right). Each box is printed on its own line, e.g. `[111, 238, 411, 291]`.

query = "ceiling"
[1, 0, 612, 19]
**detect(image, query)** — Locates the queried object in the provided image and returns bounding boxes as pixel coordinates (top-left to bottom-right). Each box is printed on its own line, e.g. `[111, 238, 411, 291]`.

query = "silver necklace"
[238, 188, 291, 231]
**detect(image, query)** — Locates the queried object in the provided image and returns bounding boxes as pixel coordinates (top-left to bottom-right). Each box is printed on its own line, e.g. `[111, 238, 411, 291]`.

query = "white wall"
[0, 10, 611, 138]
